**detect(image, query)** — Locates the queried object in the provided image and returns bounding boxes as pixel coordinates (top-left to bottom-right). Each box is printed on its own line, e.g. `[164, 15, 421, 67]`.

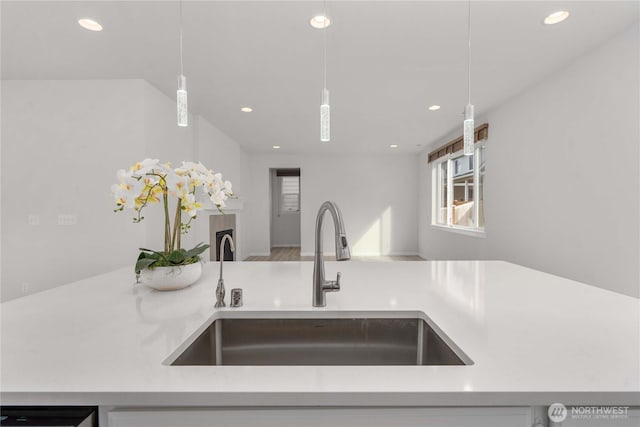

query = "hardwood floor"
[245, 247, 424, 262]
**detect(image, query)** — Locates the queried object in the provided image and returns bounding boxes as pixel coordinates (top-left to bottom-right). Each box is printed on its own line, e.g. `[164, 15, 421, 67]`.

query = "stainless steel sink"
[168, 312, 472, 366]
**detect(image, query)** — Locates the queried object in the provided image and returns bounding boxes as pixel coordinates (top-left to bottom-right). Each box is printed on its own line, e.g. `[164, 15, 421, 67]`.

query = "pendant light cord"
[179, 0, 184, 76]
[467, 0, 471, 105]
[323, 0, 328, 90]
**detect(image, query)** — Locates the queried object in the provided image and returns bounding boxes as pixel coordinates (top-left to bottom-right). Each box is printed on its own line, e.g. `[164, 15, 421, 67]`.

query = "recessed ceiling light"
[310, 15, 331, 29]
[390, 144, 398, 149]
[78, 18, 103, 32]
[241, 107, 253, 113]
[272, 145, 281, 149]
[544, 11, 570, 25]
[428, 105, 441, 111]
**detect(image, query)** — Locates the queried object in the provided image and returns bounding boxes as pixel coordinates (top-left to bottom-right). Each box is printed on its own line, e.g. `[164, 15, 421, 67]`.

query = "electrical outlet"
[21, 282, 30, 294]
[28, 215, 40, 226]
[57, 214, 77, 226]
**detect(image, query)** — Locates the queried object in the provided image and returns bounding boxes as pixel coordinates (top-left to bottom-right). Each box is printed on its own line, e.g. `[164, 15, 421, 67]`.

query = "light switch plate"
[58, 214, 77, 225]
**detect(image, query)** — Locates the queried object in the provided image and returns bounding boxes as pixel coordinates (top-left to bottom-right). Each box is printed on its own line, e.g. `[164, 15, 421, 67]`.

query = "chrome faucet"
[313, 201, 351, 307]
[215, 234, 235, 308]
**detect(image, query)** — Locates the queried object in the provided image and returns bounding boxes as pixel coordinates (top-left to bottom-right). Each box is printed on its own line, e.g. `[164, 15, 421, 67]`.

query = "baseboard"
[270, 245, 301, 248]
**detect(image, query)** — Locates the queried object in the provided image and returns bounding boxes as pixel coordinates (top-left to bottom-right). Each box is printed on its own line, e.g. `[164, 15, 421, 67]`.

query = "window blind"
[428, 123, 489, 163]
[280, 176, 300, 213]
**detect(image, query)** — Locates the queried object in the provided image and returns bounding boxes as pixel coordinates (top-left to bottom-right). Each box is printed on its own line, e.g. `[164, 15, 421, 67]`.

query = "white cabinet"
[108, 407, 532, 427]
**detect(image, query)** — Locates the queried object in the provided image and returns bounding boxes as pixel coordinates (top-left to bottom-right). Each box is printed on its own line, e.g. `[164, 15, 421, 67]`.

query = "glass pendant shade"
[320, 88, 330, 142]
[177, 74, 188, 127]
[463, 103, 474, 156]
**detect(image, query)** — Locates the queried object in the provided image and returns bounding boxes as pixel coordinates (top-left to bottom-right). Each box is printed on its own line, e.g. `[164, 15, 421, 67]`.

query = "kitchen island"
[1, 261, 638, 425]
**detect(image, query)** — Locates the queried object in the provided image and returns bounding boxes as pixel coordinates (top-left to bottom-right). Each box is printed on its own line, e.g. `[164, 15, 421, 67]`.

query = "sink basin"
[168, 312, 472, 366]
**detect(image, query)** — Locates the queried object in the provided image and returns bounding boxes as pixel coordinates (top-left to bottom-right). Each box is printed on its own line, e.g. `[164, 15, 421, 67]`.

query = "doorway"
[269, 168, 301, 253]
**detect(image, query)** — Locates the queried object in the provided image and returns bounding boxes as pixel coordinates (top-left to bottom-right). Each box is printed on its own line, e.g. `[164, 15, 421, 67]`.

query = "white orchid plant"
[111, 158, 233, 273]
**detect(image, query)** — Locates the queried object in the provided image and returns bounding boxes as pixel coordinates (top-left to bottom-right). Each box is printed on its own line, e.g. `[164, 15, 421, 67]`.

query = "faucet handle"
[323, 272, 341, 292]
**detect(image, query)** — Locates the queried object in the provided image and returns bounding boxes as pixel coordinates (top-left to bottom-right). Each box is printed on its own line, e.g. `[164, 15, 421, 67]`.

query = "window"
[431, 142, 485, 234]
[279, 175, 300, 214]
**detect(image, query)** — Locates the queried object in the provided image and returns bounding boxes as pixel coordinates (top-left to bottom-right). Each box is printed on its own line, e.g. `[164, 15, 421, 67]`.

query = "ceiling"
[2, 1, 639, 154]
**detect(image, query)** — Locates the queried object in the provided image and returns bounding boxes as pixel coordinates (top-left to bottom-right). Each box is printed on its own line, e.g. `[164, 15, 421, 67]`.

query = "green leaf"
[139, 248, 168, 263]
[135, 257, 157, 274]
[135, 244, 208, 270]
[183, 243, 210, 259]
[167, 250, 186, 264]
[139, 247, 161, 255]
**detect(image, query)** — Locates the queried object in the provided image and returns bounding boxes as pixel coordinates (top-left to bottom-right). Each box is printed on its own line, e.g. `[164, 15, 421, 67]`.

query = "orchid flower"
[112, 158, 234, 255]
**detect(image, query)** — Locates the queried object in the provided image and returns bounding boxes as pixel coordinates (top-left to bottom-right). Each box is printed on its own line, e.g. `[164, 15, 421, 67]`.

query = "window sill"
[431, 224, 486, 238]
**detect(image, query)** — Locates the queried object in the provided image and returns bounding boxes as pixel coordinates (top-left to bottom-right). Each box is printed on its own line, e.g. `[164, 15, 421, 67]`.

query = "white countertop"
[1, 260, 638, 406]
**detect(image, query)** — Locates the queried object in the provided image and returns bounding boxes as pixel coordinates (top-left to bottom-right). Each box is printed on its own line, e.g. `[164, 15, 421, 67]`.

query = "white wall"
[142, 81, 196, 251]
[192, 115, 250, 262]
[1, 80, 146, 301]
[418, 24, 640, 298]
[1, 80, 249, 301]
[246, 153, 419, 257]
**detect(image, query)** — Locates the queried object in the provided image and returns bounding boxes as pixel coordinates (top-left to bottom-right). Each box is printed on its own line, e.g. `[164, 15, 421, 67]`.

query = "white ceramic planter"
[138, 262, 203, 291]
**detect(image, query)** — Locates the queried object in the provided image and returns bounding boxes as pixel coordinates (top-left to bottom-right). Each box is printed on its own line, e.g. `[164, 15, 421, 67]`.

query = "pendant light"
[463, 0, 474, 156]
[177, 0, 188, 127]
[320, 1, 330, 142]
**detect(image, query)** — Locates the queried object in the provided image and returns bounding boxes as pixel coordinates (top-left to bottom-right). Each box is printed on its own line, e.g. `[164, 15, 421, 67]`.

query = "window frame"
[431, 141, 486, 237]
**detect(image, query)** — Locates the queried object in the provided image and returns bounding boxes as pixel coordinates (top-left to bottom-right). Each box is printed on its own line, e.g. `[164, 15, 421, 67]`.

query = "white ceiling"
[2, 1, 639, 153]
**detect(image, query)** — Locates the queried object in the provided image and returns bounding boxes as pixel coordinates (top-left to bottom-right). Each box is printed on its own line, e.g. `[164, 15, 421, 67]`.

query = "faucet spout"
[313, 201, 350, 307]
[215, 234, 235, 308]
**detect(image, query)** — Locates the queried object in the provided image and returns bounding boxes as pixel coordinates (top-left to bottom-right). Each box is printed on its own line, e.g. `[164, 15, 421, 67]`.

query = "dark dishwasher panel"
[0, 406, 97, 427]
